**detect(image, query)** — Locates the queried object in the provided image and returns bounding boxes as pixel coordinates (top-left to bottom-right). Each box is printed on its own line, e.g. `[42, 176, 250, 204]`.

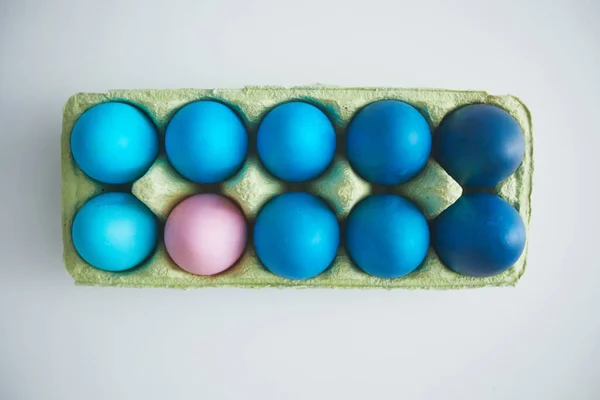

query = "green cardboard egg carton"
[61, 86, 533, 289]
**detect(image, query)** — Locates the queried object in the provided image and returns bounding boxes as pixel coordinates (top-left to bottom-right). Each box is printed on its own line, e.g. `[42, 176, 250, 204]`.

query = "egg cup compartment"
[61, 87, 532, 289]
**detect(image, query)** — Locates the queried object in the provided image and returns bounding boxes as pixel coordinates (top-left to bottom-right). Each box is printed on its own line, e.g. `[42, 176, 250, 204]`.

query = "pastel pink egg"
[164, 194, 247, 276]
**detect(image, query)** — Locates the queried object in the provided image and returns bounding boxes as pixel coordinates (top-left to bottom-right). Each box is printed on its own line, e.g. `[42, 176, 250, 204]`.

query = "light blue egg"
[346, 194, 430, 278]
[257, 102, 336, 182]
[70, 102, 158, 184]
[165, 101, 248, 183]
[254, 193, 340, 280]
[347, 100, 431, 185]
[72, 192, 158, 272]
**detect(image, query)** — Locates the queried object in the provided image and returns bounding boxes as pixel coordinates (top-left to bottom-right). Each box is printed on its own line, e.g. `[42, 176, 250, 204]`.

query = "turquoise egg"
[72, 193, 158, 272]
[70, 102, 158, 184]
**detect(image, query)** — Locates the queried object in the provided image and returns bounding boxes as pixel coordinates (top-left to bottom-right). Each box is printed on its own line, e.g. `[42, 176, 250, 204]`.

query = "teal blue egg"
[257, 102, 336, 182]
[254, 193, 340, 280]
[346, 195, 430, 278]
[347, 100, 431, 185]
[166, 101, 248, 183]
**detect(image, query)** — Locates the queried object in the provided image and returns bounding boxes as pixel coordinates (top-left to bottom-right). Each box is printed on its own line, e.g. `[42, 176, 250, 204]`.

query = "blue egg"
[432, 193, 526, 277]
[71, 102, 158, 184]
[433, 104, 525, 188]
[254, 193, 340, 280]
[166, 101, 248, 183]
[257, 102, 336, 182]
[72, 192, 158, 272]
[346, 194, 430, 278]
[347, 100, 431, 185]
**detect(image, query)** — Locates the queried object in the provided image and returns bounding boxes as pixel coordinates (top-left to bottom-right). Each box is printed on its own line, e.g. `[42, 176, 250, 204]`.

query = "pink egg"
[164, 194, 247, 276]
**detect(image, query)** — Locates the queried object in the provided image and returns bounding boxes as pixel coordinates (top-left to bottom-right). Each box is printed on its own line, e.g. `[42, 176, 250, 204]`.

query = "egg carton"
[61, 86, 533, 289]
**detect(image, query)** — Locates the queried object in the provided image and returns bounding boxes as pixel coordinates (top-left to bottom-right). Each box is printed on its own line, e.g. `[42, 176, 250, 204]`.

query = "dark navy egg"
[433, 104, 525, 188]
[345, 194, 430, 278]
[347, 100, 431, 185]
[432, 193, 526, 277]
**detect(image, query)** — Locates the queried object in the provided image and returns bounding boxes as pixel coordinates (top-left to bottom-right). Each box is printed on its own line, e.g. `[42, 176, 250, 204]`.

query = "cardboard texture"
[61, 87, 533, 289]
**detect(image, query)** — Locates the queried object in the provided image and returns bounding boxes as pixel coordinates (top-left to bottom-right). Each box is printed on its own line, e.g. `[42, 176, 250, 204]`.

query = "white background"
[1, 0, 598, 399]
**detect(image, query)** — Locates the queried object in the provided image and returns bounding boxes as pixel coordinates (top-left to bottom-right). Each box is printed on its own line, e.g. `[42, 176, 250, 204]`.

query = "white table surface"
[1, 0, 598, 399]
